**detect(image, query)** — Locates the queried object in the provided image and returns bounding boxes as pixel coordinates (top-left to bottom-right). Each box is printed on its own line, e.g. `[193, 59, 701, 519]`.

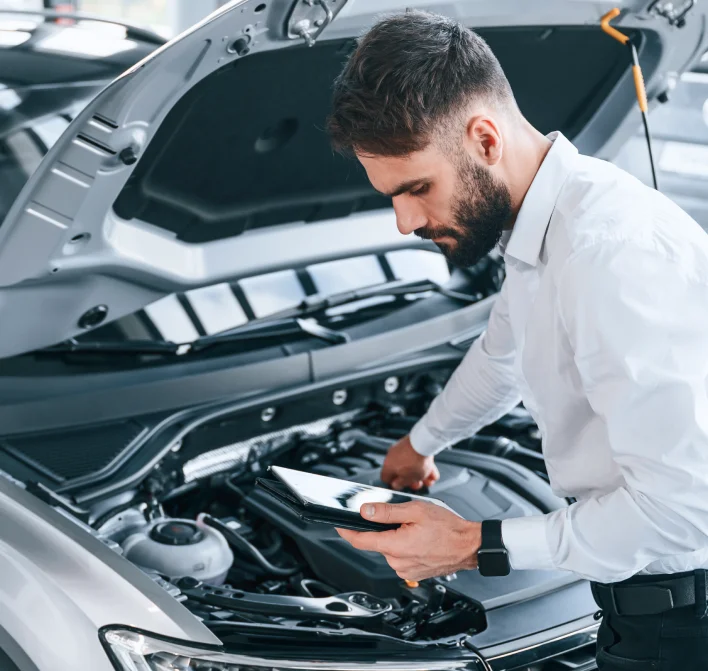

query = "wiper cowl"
[39, 317, 349, 359]
[270, 278, 479, 321]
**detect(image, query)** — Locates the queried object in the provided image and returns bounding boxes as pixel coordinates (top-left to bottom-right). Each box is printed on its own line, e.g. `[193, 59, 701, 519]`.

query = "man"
[326, 11, 708, 671]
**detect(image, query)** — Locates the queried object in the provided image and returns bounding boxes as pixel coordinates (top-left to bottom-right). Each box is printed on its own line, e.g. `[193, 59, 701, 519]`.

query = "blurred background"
[0, 0, 230, 38]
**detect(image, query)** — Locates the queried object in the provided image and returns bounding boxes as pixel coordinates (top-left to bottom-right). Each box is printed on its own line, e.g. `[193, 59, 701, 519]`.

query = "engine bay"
[88, 386, 574, 646]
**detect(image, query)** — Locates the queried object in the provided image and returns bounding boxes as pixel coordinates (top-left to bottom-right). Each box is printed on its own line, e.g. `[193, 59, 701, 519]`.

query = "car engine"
[92, 397, 571, 645]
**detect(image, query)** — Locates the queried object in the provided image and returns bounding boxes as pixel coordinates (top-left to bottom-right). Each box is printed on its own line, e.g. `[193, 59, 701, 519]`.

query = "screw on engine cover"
[384, 376, 400, 394]
[261, 407, 276, 422]
[332, 389, 348, 406]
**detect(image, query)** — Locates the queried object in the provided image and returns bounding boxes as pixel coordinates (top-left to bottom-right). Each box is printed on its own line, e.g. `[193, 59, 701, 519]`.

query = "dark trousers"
[591, 572, 708, 670]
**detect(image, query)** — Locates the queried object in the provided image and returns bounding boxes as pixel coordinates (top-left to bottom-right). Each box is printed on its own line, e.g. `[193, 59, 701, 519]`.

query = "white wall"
[0, 0, 43, 9]
[167, 0, 219, 35]
[0, 0, 223, 38]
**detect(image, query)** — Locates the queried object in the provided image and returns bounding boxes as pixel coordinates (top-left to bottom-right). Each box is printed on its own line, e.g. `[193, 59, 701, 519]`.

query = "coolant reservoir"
[121, 518, 233, 584]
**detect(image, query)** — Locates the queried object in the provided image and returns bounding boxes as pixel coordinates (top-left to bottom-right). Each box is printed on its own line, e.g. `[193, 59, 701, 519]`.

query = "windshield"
[74, 248, 460, 345]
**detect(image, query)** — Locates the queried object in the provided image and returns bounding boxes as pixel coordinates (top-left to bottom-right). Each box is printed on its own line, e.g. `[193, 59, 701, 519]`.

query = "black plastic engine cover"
[245, 451, 579, 609]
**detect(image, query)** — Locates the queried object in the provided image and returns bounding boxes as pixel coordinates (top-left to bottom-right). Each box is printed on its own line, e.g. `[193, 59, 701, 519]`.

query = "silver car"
[0, 1, 704, 670]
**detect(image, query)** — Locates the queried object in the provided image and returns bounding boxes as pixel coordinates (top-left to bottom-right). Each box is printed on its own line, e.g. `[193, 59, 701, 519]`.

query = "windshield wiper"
[268, 278, 480, 320]
[39, 279, 475, 358]
[40, 317, 349, 357]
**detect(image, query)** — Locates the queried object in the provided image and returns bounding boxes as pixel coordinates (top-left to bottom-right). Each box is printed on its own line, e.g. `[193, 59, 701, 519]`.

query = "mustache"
[413, 225, 460, 241]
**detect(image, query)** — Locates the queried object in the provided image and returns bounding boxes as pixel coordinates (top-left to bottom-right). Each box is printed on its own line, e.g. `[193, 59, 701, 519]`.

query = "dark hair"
[327, 11, 514, 157]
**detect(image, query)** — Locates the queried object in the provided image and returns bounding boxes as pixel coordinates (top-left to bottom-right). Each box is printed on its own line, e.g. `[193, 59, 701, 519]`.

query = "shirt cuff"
[409, 418, 448, 457]
[501, 515, 555, 571]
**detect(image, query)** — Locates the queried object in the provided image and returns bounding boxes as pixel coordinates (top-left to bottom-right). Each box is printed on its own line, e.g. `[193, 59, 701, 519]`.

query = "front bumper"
[480, 615, 599, 670]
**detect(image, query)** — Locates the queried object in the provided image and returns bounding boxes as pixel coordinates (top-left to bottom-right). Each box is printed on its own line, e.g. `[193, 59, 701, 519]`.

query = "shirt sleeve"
[410, 280, 522, 457]
[502, 241, 708, 583]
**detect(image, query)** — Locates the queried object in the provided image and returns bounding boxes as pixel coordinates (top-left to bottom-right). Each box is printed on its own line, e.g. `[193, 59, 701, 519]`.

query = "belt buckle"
[608, 586, 622, 615]
[612, 586, 674, 616]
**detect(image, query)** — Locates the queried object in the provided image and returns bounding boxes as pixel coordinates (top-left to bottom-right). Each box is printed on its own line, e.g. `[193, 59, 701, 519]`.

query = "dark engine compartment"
[89, 390, 590, 647]
[245, 451, 575, 609]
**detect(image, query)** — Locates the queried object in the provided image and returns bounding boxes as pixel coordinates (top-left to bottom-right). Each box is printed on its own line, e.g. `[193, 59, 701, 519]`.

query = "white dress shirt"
[410, 132, 708, 584]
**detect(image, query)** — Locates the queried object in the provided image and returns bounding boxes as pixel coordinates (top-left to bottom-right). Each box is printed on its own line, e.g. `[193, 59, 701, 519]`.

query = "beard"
[414, 158, 512, 267]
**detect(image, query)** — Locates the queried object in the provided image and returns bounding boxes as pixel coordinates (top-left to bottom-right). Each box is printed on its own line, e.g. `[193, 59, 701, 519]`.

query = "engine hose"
[297, 578, 338, 598]
[200, 513, 300, 577]
[469, 435, 546, 472]
[225, 479, 248, 500]
[337, 428, 395, 451]
[261, 528, 284, 557]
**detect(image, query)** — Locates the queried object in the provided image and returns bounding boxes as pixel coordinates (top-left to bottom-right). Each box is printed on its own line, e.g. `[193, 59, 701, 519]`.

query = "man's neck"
[502, 121, 553, 231]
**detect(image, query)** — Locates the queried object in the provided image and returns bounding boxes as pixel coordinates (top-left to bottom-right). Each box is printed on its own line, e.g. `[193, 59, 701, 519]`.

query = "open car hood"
[0, 0, 704, 358]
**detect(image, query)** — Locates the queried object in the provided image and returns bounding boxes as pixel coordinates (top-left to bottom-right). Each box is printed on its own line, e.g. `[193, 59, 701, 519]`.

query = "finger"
[409, 480, 424, 491]
[337, 527, 390, 553]
[361, 501, 424, 525]
[390, 476, 406, 491]
[335, 527, 362, 544]
[424, 465, 440, 487]
[396, 567, 431, 582]
[380, 459, 394, 485]
[396, 569, 421, 581]
[387, 556, 415, 573]
[387, 556, 404, 572]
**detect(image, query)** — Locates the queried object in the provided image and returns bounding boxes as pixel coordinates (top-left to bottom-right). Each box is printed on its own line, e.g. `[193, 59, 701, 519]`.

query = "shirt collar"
[503, 131, 578, 267]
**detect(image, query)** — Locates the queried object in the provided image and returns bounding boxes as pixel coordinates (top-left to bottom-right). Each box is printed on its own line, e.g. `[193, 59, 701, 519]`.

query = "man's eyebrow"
[379, 178, 428, 198]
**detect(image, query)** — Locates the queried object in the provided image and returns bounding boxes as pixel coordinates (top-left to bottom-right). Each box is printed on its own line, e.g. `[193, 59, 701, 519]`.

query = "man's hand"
[336, 501, 481, 582]
[381, 435, 440, 491]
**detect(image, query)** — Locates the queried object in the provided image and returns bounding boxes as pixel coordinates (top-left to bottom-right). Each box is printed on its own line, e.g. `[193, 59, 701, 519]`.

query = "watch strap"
[481, 519, 504, 549]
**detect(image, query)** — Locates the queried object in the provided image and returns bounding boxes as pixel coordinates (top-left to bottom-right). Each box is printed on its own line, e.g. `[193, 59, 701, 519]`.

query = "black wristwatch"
[478, 519, 511, 577]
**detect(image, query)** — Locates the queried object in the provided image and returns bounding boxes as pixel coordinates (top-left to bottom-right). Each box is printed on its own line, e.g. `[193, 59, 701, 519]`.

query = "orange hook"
[601, 8, 648, 113]
[600, 8, 630, 45]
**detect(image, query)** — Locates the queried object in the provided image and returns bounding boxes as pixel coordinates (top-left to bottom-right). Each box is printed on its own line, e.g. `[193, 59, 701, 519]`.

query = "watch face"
[478, 548, 511, 577]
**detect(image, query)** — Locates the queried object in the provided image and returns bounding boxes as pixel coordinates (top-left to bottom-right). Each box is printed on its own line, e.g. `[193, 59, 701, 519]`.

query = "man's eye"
[410, 184, 430, 197]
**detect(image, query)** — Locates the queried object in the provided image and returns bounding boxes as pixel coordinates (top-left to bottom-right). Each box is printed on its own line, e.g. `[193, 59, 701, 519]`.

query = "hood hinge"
[647, 0, 696, 28]
[287, 0, 347, 47]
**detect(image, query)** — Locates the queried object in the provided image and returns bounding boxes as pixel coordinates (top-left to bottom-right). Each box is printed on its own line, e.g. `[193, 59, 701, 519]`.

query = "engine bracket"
[179, 579, 392, 620]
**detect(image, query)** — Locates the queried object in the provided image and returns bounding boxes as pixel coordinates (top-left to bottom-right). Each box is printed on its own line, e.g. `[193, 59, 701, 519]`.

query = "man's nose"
[393, 196, 427, 236]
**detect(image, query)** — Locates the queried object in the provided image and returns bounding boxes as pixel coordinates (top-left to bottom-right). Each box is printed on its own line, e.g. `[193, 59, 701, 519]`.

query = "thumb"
[361, 501, 422, 524]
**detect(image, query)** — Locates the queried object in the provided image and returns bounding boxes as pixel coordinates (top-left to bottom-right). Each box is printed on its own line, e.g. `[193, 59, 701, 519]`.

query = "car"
[613, 51, 708, 232]
[0, 1, 704, 670]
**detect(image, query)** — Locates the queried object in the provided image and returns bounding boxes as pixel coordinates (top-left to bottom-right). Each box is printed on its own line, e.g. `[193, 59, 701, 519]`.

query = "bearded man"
[327, 11, 708, 671]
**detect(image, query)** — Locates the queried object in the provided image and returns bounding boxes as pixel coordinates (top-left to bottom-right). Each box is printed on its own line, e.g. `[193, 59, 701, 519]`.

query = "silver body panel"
[0, 475, 219, 670]
[0, 0, 696, 358]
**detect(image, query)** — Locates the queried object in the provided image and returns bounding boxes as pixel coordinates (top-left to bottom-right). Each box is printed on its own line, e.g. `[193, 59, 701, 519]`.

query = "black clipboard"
[255, 476, 400, 532]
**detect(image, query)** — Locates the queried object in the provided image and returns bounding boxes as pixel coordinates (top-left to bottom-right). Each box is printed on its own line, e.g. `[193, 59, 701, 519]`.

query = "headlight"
[102, 628, 488, 671]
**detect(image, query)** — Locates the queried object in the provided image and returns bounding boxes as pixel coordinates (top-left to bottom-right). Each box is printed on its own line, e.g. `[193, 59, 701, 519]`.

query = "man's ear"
[464, 115, 503, 167]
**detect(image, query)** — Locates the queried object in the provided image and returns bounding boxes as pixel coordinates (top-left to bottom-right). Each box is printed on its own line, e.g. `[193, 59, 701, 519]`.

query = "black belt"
[592, 570, 708, 618]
